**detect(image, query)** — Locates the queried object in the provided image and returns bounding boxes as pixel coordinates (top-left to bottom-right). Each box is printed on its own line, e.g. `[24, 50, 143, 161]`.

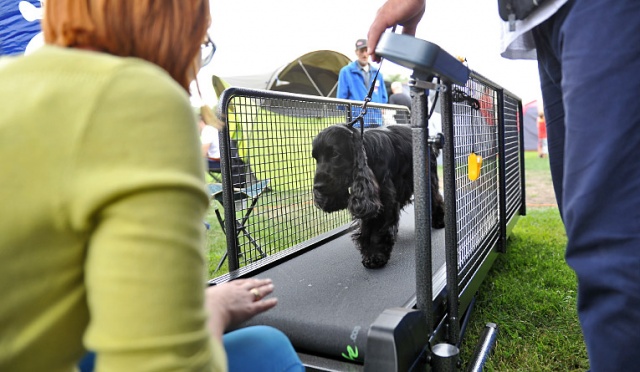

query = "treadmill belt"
[237, 204, 445, 363]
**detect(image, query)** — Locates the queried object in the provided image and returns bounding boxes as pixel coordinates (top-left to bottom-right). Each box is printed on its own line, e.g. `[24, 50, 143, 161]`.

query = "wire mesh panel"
[502, 93, 524, 221]
[439, 71, 525, 346]
[217, 88, 411, 271]
[438, 70, 526, 344]
[449, 75, 501, 282]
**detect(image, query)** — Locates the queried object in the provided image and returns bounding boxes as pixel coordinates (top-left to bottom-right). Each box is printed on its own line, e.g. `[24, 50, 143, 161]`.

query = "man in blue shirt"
[337, 39, 388, 127]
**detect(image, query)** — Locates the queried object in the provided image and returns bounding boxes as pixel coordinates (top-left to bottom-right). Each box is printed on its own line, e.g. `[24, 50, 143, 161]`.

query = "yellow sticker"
[468, 152, 483, 181]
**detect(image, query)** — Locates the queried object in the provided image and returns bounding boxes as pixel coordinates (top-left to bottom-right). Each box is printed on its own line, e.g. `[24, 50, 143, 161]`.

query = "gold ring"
[250, 288, 261, 300]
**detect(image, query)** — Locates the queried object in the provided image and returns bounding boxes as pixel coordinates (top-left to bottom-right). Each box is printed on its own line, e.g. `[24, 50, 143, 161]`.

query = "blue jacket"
[337, 61, 388, 127]
[337, 61, 388, 103]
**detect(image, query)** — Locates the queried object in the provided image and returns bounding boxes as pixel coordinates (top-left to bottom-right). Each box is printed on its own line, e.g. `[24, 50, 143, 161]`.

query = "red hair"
[42, 0, 210, 91]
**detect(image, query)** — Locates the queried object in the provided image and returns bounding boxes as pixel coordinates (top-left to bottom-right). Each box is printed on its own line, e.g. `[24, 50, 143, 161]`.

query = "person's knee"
[244, 325, 292, 348]
[224, 326, 304, 372]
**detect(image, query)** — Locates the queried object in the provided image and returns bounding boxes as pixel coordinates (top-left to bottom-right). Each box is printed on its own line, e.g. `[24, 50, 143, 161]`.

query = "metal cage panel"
[449, 76, 501, 282]
[502, 93, 525, 221]
[439, 71, 525, 345]
[216, 89, 411, 272]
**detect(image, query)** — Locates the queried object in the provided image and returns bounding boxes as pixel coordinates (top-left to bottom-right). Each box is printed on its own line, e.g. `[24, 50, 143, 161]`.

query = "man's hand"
[367, 0, 426, 62]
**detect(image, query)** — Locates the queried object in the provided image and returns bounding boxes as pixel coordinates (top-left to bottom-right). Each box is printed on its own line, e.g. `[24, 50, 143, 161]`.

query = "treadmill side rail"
[364, 308, 429, 372]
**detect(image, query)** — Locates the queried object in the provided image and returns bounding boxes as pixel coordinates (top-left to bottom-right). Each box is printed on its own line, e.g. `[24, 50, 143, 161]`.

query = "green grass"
[204, 199, 229, 277]
[457, 151, 588, 370]
[203, 185, 350, 278]
[458, 207, 588, 371]
[523, 151, 552, 172]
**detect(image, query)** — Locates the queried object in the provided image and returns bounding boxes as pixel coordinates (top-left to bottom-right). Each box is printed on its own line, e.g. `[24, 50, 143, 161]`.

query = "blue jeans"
[533, 1, 640, 371]
[224, 326, 304, 372]
[78, 326, 303, 371]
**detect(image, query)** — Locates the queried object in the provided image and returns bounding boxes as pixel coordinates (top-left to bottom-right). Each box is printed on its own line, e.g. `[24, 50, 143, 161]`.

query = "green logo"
[342, 345, 359, 361]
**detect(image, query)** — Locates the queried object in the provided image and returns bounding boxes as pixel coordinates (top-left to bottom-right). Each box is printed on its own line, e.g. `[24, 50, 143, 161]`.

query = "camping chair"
[207, 159, 222, 182]
[207, 179, 270, 272]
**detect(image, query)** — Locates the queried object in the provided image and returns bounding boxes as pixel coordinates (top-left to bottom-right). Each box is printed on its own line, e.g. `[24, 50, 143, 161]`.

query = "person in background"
[199, 114, 221, 172]
[0, 1, 303, 371]
[388, 81, 411, 124]
[366, 1, 640, 371]
[536, 110, 548, 158]
[337, 38, 388, 127]
[388, 81, 411, 109]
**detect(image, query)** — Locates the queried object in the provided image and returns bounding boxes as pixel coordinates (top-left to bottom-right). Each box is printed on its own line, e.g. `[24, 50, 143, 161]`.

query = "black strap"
[346, 26, 396, 137]
[347, 61, 384, 139]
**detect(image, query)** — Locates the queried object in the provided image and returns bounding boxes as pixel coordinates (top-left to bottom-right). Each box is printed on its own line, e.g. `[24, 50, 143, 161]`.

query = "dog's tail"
[348, 132, 382, 219]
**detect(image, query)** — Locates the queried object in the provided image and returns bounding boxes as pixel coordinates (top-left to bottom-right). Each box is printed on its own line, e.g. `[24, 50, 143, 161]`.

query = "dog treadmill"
[235, 204, 445, 369]
[211, 32, 524, 370]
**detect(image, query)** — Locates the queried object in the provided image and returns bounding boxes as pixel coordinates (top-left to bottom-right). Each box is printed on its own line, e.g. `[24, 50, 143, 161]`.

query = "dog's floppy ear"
[348, 132, 382, 219]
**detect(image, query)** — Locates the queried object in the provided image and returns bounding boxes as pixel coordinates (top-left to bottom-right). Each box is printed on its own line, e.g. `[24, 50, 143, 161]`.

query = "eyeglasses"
[201, 34, 216, 67]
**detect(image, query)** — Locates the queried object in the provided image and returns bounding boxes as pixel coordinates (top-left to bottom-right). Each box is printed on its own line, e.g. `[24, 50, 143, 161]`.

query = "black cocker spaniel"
[312, 124, 445, 269]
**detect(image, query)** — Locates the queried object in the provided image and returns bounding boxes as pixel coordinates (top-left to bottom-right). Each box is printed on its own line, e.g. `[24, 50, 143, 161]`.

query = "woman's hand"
[205, 278, 277, 338]
[367, 0, 426, 62]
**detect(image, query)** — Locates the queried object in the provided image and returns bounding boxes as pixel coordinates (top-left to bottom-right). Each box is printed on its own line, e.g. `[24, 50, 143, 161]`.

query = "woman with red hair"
[0, 1, 302, 371]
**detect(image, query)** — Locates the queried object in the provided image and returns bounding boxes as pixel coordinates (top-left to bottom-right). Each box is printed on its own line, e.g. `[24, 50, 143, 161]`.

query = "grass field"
[203, 199, 229, 277]
[458, 207, 588, 371]
[458, 152, 587, 370]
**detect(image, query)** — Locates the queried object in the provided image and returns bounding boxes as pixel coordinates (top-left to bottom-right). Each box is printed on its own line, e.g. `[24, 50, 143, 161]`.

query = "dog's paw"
[432, 206, 445, 229]
[362, 253, 389, 269]
[432, 218, 445, 229]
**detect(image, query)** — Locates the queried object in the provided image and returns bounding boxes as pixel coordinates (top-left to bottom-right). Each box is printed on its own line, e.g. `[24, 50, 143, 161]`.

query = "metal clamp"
[409, 78, 447, 93]
[428, 132, 445, 150]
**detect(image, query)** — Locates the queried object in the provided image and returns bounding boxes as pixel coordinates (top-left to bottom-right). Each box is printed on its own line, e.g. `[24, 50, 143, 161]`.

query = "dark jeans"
[208, 158, 221, 172]
[78, 326, 303, 371]
[533, 1, 640, 370]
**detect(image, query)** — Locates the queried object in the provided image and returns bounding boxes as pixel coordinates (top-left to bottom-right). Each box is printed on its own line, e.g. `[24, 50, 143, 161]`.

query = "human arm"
[200, 125, 220, 159]
[336, 67, 349, 100]
[201, 142, 211, 157]
[70, 61, 223, 371]
[367, 0, 426, 62]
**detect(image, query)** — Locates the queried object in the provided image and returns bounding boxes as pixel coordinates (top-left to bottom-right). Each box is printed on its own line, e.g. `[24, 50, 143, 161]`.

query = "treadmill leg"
[431, 343, 460, 372]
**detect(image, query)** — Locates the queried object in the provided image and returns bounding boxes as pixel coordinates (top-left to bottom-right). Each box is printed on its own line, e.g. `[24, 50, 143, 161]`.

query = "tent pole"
[327, 82, 338, 97]
[297, 60, 324, 96]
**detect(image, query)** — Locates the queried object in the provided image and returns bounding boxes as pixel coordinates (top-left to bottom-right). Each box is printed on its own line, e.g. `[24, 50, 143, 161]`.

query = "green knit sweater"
[0, 46, 225, 371]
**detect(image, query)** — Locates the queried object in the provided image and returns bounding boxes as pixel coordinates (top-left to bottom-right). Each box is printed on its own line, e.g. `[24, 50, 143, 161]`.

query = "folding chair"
[207, 179, 270, 272]
[207, 159, 222, 183]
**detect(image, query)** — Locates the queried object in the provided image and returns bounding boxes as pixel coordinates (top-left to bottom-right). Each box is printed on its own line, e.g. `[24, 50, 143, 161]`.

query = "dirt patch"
[524, 157, 558, 208]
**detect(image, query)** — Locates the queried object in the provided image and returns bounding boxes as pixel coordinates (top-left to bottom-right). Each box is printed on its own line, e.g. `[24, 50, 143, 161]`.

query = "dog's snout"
[313, 181, 327, 193]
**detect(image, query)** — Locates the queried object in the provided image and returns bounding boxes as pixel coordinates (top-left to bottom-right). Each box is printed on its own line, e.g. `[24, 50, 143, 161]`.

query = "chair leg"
[236, 197, 267, 260]
[208, 170, 222, 182]
[214, 208, 226, 234]
[214, 251, 228, 273]
[236, 223, 266, 259]
[213, 183, 269, 272]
